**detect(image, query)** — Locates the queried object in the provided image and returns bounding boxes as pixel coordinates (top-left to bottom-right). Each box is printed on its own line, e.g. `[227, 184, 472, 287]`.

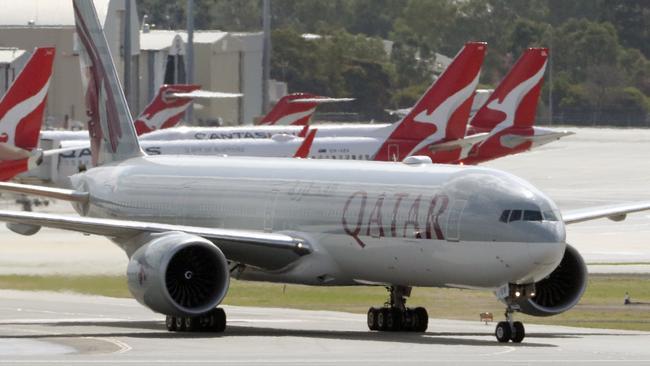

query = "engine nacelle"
[514, 244, 588, 316]
[126, 231, 229, 316]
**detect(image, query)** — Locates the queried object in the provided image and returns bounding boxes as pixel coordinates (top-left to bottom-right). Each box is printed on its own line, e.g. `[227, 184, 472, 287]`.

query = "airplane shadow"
[0, 319, 567, 347]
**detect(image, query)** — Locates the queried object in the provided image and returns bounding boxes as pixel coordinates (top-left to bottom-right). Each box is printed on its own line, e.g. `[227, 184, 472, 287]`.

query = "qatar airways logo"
[342, 191, 449, 247]
[486, 60, 548, 135]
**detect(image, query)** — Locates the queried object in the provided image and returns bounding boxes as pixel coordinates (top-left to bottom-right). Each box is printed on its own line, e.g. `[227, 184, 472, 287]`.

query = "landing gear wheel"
[495, 321, 511, 343]
[511, 321, 525, 343]
[184, 316, 198, 331]
[165, 315, 177, 331]
[412, 307, 428, 332]
[386, 308, 402, 331]
[175, 316, 186, 331]
[376, 308, 389, 331]
[208, 307, 227, 332]
[367, 307, 379, 331]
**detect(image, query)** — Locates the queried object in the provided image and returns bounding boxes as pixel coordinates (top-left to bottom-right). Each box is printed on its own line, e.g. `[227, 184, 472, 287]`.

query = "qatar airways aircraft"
[3, 0, 650, 344]
[39, 40, 484, 185]
[0, 47, 55, 181]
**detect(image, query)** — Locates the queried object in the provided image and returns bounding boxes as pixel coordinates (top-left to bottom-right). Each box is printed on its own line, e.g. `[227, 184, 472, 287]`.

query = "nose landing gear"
[495, 307, 525, 343]
[367, 286, 428, 332]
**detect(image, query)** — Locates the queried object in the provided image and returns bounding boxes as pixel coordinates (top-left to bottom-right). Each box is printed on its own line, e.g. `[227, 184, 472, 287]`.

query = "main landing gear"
[165, 307, 226, 332]
[367, 286, 428, 332]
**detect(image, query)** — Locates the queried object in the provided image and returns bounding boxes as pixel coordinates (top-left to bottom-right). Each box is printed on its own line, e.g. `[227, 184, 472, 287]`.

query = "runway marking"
[0, 318, 130, 324]
[85, 337, 132, 354]
[482, 346, 516, 356]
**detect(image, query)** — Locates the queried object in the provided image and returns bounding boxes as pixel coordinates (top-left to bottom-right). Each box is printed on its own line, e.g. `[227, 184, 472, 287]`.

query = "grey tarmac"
[0, 290, 649, 365]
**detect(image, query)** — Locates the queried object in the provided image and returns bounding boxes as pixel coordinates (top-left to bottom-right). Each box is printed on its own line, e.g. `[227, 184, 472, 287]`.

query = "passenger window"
[509, 210, 522, 222]
[499, 210, 510, 223]
[523, 210, 543, 221]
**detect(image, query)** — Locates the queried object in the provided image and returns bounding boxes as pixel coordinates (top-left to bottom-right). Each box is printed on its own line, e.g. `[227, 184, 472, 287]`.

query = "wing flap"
[563, 202, 650, 224]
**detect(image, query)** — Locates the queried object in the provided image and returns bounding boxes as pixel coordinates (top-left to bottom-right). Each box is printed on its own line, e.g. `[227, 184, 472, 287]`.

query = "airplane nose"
[527, 241, 566, 282]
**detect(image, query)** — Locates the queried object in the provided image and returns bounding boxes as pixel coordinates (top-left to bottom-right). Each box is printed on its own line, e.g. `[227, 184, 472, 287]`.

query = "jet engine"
[515, 244, 588, 317]
[126, 231, 229, 316]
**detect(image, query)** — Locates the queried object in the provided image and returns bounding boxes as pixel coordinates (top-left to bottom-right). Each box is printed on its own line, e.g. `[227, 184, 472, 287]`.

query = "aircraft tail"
[293, 129, 317, 158]
[74, 0, 142, 166]
[374, 42, 486, 161]
[470, 48, 548, 131]
[0, 47, 55, 154]
[134, 84, 200, 136]
[260, 93, 353, 126]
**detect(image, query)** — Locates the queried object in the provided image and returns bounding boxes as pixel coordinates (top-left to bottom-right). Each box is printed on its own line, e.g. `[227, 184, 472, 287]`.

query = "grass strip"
[1, 274, 649, 331]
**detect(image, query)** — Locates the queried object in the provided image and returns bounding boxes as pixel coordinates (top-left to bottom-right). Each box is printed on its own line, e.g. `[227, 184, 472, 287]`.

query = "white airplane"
[2, 0, 650, 344]
[38, 83, 242, 144]
[39, 40, 485, 185]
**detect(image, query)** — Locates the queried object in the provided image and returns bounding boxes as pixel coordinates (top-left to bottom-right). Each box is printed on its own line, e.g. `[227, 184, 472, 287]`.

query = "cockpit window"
[523, 210, 543, 221]
[499, 210, 510, 223]
[543, 210, 559, 221]
[509, 210, 522, 222]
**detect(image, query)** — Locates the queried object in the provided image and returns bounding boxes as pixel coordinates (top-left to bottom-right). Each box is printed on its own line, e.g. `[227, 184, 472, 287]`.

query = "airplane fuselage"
[71, 155, 566, 289]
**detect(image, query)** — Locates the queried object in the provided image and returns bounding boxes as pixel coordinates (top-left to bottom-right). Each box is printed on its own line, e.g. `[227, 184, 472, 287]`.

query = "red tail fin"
[297, 125, 309, 138]
[293, 129, 317, 158]
[134, 84, 200, 135]
[374, 42, 486, 161]
[470, 48, 548, 131]
[0, 47, 55, 152]
[261, 93, 323, 126]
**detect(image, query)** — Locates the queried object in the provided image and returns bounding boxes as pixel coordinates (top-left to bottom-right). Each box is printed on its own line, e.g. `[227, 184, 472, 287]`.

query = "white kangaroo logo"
[486, 60, 547, 136]
[138, 102, 192, 131]
[0, 77, 51, 147]
[407, 72, 481, 156]
[271, 108, 316, 125]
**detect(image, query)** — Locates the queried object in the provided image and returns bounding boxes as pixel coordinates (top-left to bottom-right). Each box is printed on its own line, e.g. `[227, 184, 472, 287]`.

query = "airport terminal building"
[0, 0, 264, 127]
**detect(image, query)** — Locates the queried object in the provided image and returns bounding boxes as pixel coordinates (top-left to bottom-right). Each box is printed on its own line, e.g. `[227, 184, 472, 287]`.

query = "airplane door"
[264, 188, 280, 232]
[388, 144, 399, 162]
[446, 199, 467, 242]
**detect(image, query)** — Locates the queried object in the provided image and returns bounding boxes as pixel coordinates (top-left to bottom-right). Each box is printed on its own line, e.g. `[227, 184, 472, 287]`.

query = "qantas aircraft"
[457, 48, 572, 164]
[258, 92, 354, 126]
[38, 83, 240, 144]
[139, 49, 571, 165]
[39, 40, 484, 185]
[2, 0, 650, 344]
[0, 47, 55, 181]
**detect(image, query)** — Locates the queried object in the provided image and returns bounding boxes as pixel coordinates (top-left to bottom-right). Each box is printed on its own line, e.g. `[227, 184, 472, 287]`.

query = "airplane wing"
[562, 202, 650, 224]
[0, 209, 310, 270]
[170, 90, 243, 99]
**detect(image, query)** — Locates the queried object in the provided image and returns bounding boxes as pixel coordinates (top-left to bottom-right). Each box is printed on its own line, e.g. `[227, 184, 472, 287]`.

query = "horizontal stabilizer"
[427, 132, 490, 152]
[289, 97, 355, 104]
[499, 130, 574, 149]
[170, 90, 243, 99]
[563, 201, 650, 224]
[0, 182, 88, 203]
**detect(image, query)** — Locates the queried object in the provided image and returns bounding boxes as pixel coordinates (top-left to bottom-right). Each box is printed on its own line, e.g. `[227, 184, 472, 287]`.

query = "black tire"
[376, 308, 388, 331]
[367, 307, 379, 331]
[165, 315, 177, 332]
[210, 308, 227, 332]
[175, 316, 186, 332]
[511, 321, 525, 343]
[184, 316, 198, 332]
[495, 321, 512, 343]
[413, 307, 428, 332]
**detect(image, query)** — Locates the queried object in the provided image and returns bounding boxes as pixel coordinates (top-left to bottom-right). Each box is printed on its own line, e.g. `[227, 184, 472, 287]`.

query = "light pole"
[186, 0, 195, 124]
